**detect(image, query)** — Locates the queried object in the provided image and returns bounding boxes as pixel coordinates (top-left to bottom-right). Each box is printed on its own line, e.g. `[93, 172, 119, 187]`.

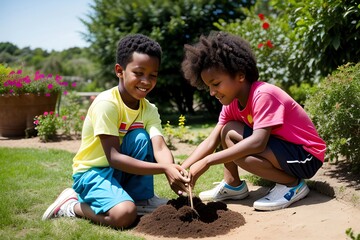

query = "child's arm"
[151, 135, 174, 165]
[99, 134, 189, 193]
[189, 127, 272, 185]
[181, 124, 223, 169]
[99, 134, 173, 174]
[151, 135, 190, 194]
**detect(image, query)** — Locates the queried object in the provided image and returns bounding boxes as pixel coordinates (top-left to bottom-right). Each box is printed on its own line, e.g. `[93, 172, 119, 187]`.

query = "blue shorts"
[73, 167, 133, 214]
[72, 129, 155, 214]
[243, 125, 322, 179]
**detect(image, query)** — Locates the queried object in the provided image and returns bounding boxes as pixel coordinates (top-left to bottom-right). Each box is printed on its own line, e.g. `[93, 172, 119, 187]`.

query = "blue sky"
[0, 0, 93, 51]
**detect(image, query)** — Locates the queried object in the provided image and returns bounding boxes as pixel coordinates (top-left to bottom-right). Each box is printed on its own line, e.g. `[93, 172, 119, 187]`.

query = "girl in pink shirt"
[181, 32, 326, 211]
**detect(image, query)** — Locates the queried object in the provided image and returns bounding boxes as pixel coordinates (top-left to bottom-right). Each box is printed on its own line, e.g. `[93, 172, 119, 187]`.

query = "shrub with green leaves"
[34, 111, 59, 142]
[215, 7, 292, 88]
[305, 63, 360, 171]
[59, 92, 87, 138]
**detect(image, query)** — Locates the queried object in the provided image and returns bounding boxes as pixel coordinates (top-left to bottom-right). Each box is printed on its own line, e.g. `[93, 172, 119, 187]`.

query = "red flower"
[266, 40, 274, 48]
[258, 13, 265, 21]
[262, 22, 270, 30]
[258, 43, 264, 49]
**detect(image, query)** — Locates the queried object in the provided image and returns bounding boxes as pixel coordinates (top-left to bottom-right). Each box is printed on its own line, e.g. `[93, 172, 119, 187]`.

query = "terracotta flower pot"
[0, 93, 58, 137]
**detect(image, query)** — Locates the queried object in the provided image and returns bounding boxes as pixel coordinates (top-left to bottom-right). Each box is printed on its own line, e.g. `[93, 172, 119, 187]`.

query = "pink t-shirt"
[218, 81, 326, 162]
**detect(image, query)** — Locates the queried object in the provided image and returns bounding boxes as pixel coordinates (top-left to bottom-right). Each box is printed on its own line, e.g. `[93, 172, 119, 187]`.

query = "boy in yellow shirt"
[42, 34, 189, 228]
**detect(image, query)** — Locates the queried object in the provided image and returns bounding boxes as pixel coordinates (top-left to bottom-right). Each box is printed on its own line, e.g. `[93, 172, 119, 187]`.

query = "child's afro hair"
[116, 34, 162, 68]
[181, 31, 259, 90]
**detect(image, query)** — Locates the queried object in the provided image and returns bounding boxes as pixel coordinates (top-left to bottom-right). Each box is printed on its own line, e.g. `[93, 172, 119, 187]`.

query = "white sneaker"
[42, 188, 78, 220]
[199, 180, 249, 202]
[253, 179, 310, 211]
[135, 195, 168, 215]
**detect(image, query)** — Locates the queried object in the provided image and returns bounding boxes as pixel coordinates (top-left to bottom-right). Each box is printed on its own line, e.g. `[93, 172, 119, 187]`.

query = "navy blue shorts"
[243, 125, 322, 179]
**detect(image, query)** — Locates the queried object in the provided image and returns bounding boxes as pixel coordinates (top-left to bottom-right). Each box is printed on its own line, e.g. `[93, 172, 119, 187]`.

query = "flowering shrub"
[215, 9, 292, 87]
[58, 92, 86, 137]
[0, 69, 72, 96]
[34, 111, 59, 141]
[33, 92, 86, 142]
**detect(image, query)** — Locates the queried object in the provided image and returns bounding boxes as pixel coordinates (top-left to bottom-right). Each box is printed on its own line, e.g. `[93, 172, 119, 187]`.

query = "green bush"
[215, 8, 292, 87]
[34, 92, 86, 141]
[289, 83, 317, 106]
[305, 63, 360, 171]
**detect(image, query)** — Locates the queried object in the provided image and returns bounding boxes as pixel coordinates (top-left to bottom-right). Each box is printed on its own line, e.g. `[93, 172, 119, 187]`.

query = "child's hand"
[164, 164, 190, 196]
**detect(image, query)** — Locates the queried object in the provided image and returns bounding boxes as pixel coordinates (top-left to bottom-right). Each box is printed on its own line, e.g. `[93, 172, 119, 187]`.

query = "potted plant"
[0, 66, 73, 137]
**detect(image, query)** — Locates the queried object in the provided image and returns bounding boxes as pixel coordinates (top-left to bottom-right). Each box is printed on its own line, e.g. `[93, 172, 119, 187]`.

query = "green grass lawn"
[0, 147, 227, 239]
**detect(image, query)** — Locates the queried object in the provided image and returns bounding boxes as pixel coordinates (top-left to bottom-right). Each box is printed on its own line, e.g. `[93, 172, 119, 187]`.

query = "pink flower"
[262, 22, 270, 30]
[258, 13, 265, 21]
[34, 120, 39, 125]
[80, 116, 85, 121]
[3, 69, 65, 95]
[55, 75, 62, 82]
[23, 76, 31, 84]
[15, 82, 23, 88]
[49, 111, 54, 115]
[62, 116, 67, 120]
[63, 91, 68, 95]
[71, 82, 77, 87]
[34, 71, 40, 80]
[44, 111, 49, 116]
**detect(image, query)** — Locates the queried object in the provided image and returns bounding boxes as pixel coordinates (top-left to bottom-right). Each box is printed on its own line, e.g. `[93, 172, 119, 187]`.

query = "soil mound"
[135, 196, 245, 238]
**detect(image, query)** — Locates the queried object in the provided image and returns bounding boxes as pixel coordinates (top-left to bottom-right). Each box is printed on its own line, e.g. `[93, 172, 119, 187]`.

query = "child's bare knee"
[108, 202, 137, 228]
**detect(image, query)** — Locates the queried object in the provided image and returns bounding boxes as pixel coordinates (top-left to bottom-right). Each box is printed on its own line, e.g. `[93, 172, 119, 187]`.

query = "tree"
[81, 0, 255, 114]
[216, 0, 360, 90]
[271, 0, 360, 83]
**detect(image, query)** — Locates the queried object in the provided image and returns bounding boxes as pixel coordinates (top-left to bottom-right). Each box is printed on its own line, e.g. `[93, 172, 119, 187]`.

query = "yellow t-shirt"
[72, 86, 163, 174]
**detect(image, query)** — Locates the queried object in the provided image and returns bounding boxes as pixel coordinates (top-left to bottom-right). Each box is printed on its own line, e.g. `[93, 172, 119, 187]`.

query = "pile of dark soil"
[135, 196, 245, 238]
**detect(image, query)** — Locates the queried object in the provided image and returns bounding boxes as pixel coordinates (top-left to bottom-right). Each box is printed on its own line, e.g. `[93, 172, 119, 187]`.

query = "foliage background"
[1, 0, 359, 169]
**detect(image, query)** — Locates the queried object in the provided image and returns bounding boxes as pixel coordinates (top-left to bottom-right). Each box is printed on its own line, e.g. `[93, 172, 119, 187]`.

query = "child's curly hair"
[116, 34, 162, 68]
[181, 31, 259, 90]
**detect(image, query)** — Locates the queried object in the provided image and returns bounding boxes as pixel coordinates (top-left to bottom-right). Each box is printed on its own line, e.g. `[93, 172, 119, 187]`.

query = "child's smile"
[117, 52, 159, 109]
[201, 67, 245, 106]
